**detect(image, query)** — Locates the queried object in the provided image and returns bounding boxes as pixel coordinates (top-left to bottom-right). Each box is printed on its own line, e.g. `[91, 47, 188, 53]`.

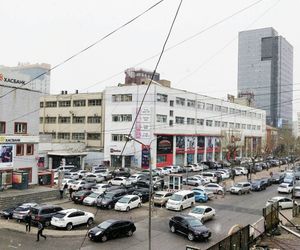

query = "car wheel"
[66, 223, 73, 231]
[108, 204, 113, 209]
[138, 203, 141, 208]
[126, 206, 130, 212]
[45, 221, 50, 227]
[217, 190, 223, 195]
[127, 230, 133, 237]
[87, 218, 93, 226]
[238, 190, 242, 195]
[180, 205, 183, 211]
[187, 232, 195, 241]
[170, 225, 176, 233]
[101, 234, 108, 242]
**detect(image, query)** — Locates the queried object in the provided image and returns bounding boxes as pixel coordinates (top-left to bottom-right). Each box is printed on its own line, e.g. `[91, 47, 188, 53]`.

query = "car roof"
[155, 191, 170, 195]
[32, 204, 60, 209]
[122, 195, 139, 198]
[174, 190, 194, 195]
[193, 205, 211, 209]
[270, 196, 286, 200]
[59, 209, 80, 214]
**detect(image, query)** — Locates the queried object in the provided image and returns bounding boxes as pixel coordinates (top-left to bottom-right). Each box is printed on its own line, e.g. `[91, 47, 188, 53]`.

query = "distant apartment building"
[104, 71, 266, 169]
[238, 27, 293, 128]
[0, 63, 50, 185]
[39, 91, 104, 169]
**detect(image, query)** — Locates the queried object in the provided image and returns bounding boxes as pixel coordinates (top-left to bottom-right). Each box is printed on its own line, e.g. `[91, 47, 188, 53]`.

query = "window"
[40, 102, 44, 108]
[257, 125, 261, 130]
[197, 119, 204, 126]
[45, 132, 56, 139]
[58, 117, 71, 123]
[176, 97, 185, 106]
[72, 133, 85, 140]
[39, 117, 43, 124]
[175, 116, 184, 124]
[214, 121, 221, 127]
[112, 94, 132, 102]
[157, 114, 167, 123]
[57, 133, 70, 140]
[242, 124, 246, 129]
[235, 123, 241, 129]
[187, 118, 195, 125]
[236, 109, 241, 116]
[72, 116, 85, 124]
[252, 125, 256, 130]
[157, 93, 168, 102]
[197, 102, 205, 109]
[206, 120, 213, 126]
[257, 114, 262, 119]
[222, 122, 228, 128]
[229, 122, 234, 128]
[87, 116, 101, 123]
[59, 101, 71, 107]
[45, 117, 57, 124]
[247, 124, 251, 130]
[241, 110, 246, 116]
[112, 114, 132, 122]
[14, 122, 27, 134]
[88, 99, 102, 106]
[221, 106, 228, 113]
[206, 103, 213, 111]
[16, 144, 24, 156]
[169, 110, 174, 117]
[26, 144, 34, 155]
[215, 105, 221, 112]
[187, 99, 195, 107]
[111, 134, 127, 141]
[157, 155, 167, 163]
[73, 100, 86, 107]
[170, 100, 174, 107]
[87, 133, 101, 140]
[45, 101, 57, 107]
[229, 108, 235, 114]
[169, 120, 173, 126]
[0, 121, 6, 133]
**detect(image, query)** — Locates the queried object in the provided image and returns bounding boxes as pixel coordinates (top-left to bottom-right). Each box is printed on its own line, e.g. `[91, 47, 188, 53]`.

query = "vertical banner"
[141, 145, 150, 169]
[176, 136, 185, 153]
[197, 136, 205, 151]
[186, 136, 196, 151]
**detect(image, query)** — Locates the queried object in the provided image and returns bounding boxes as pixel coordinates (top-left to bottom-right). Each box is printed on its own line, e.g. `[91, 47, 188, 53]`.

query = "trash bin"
[12, 171, 29, 190]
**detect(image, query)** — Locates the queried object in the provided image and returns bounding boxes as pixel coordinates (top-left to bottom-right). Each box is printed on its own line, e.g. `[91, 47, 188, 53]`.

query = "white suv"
[51, 209, 94, 230]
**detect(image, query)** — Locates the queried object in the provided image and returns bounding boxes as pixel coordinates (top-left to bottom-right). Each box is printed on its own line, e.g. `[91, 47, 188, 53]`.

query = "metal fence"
[207, 225, 250, 250]
[250, 217, 265, 240]
[263, 202, 279, 233]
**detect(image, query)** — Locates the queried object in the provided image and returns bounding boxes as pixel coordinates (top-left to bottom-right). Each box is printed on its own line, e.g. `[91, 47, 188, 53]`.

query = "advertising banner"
[0, 144, 13, 167]
[157, 135, 173, 154]
[176, 136, 185, 153]
[197, 136, 205, 151]
[141, 145, 150, 169]
[186, 136, 196, 150]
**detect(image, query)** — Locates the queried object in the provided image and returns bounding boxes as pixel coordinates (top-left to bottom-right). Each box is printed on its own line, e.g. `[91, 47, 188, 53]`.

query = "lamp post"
[125, 135, 159, 250]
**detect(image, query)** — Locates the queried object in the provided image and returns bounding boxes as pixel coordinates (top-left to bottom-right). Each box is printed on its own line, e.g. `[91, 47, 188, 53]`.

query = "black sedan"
[251, 180, 267, 191]
[88, 219, 136, 242]
[270, 173, 285, 184]
[0, 204, 21, 219]
[132, 188, 150, 203]
[169, 215, 211, 241]
[72, 190, 93, 204]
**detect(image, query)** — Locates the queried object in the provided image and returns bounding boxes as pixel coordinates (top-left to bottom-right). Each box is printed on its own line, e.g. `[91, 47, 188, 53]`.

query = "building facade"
[238, 27, 293, 128]
[104, 83, 266, 169]
[0, 63, 50, 185]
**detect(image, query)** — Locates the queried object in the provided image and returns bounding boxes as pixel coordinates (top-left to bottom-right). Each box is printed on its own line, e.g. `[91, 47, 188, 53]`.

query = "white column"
[184, 136, 187, 165]
[81, 156, 85, 170]
[173, 136, 176, 165]
[203, 137, 207, 161]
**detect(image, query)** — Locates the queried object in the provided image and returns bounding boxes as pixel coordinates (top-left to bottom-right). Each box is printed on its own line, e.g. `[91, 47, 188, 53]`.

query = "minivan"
[166, 190, 195, 211]
[31, 205, 63, 226]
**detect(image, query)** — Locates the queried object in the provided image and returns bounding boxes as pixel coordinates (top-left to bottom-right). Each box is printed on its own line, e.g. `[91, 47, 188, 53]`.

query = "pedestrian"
[246, 171, 250, 181]
[25, 211, 32, 233]
[232, 169, 236, 181]
[69, 186, 74, 200]
[160, 179, 165, 190]
[59, 184, 64, 199]
[36, 222, 46, 241]
[217, 174, 221, 184]
[270, 171, 273, 178]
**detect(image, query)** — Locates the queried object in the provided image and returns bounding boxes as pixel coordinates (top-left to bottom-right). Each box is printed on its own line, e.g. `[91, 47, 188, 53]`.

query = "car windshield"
[98, 221, 113, 230]
[15, 206, 29, 212]
[191, 207, 205, 214]
[187, 218, 203, 227]
[234, 184, 243, 187]
[75, 191, 86, 196]
[73, 181, 80, 184]
[118, 197, 131, 203]
[54, 212, 66, 218]
[103, 193, 114, 199]
[279, 184, 287, 187]
[88, 193, 99, 198]
[154, 193, 164, 198]
[170, 194, 182, 201]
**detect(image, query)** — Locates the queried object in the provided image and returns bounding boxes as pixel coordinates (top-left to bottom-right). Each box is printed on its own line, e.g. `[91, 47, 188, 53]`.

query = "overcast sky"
[1, 0, 299, 118]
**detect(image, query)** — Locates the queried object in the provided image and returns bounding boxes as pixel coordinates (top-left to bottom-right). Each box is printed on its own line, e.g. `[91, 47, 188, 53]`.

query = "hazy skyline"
[1, 0, 299, 118]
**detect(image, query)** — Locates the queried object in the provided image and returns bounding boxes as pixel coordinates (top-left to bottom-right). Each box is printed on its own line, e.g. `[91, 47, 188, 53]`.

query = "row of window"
[40, 116, 101, 124]
[155, 115, 261, 131]
[16, 144, 34, 156]
[40, 99, 102, 108]
[44, 132, 101, 140]
[0, 122, 27, 134]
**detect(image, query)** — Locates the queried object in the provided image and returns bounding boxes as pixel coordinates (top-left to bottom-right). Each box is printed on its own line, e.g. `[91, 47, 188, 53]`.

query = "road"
[0, 182, 293, 250]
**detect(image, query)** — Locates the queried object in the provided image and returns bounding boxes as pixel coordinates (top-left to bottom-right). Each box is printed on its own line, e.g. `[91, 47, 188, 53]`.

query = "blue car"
[192, 190, 208, 203]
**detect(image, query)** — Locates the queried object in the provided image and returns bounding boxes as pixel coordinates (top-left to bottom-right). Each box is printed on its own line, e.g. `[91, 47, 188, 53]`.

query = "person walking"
[231, 169, 236, 181]
[36, 222, 46, 241]
[25, 211, 32, 233]
[59, 184, 64, 199]
[69, 186, 74, 200]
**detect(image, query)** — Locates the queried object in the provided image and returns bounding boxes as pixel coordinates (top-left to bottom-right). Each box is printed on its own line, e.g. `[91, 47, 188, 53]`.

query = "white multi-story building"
[0, 63, 50, 185]
[104, 81, 266, 169]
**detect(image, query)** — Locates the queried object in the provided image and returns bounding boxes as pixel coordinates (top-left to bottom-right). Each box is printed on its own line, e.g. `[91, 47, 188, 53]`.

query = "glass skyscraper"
[238, 27, 293, 128]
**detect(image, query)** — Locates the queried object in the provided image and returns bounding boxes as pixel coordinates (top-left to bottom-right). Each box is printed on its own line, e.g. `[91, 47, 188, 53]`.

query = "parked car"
[76, 170, 89, 179]
[51, 208, 94, 230]
[251, 179, 267, 191]
[270, 173, 285, 184]
[260, 177, 272, 187]
[234, 167, 248, 175]
[12, 203, 38, 221]
[201, 161, 219, 169]
[283, 176, 294, 184]
[96, 189, 127, 209]
[192, 187, 215, 200]
[166, 190, 195, 211]
[91, 184, 112, 194]
[63, 172, 79, 180]
[293, 186, 300, 198]
[83, 192, 103, 206]
[266, 197, 297, 209]
[72, 190, 93, 204]
[31, 204, 63, 226]
[188, 205, 216, 223]
[70, 180, 87, 191]
[277, 183, 293, 194]
[132, 188, 150, 203]
[169, 215, 211, 241]
[62, 178, 75, 189]
[193, 175, 210, 185]
[114, 195, 141, 212]
[183, 176, 205, 186]
[54, 165, 77, 173]
[94, 168, 112, 180]
[85, 173, 105, 183]
[82, 181, 97, 190]
[215, 170, 229, 180]
[128, 174, 147, 183]
[108, 177, 132, 186]
[88, 219, 136, 242]
[230, 182, 251, 195]
[0, 204, 21, 219]
[204, 183, 224, 195]
[192, 190, 208, 203]
[153, 191, 173, 207]
[201, 172, 217, 183]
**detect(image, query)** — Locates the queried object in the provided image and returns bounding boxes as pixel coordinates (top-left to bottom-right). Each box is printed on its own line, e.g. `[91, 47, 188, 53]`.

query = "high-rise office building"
[238, 27, 293, 128]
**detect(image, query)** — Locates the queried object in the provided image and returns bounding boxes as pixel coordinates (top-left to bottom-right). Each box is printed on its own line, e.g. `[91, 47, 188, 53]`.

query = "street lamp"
[125, 134, 159, 250]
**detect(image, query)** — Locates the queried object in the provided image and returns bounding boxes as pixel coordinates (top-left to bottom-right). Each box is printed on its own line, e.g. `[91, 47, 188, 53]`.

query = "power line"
[0, 0, 165, 100]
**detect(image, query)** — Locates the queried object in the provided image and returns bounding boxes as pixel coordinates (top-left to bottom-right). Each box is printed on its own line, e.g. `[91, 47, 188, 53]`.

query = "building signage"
[0, 144, 14, 168]
[0, 73, 26, 85]
[157, 135, 173, 154]
[0, 136, 38, 143]
[141, 145, 150, 169]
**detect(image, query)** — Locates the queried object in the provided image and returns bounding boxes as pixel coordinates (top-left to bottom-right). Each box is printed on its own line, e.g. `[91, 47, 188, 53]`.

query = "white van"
[166, 190, 195, 211]
[201, 172, 217, 183]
